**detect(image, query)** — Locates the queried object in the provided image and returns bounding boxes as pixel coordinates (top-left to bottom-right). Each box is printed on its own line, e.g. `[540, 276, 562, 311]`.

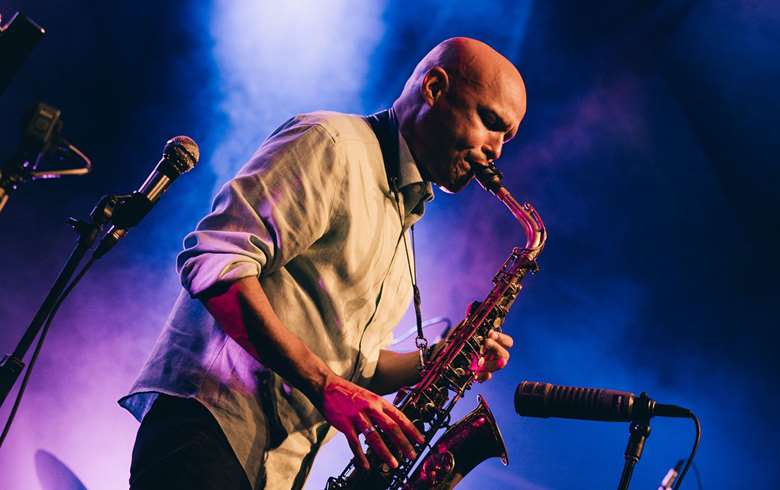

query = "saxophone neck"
[474, 164, 547, 258]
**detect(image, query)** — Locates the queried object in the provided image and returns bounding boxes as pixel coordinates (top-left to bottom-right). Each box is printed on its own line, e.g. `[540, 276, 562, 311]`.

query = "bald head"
[393, 37, 527, 193]
[399, 37, 526, 118]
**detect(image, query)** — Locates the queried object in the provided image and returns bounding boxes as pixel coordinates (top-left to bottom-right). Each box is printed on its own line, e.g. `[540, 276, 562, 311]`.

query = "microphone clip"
[64, 192, 138, 251]
[102, 192, 152, 230]
[83, 191, 151, 234]
[619, 392, 653, 490]
[86, 192, 143, 259]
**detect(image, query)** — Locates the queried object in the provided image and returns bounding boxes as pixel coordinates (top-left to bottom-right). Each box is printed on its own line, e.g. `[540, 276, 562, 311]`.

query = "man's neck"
[391, 100, 433, 183]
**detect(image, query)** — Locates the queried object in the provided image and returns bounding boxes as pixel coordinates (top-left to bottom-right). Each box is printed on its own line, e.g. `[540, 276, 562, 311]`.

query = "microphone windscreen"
[162, 136, 199, 175]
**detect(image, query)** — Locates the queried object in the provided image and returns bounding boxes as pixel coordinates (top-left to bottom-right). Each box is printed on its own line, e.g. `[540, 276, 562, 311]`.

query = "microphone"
[514, 381, 690, 422]
[94, 136, 199, 258]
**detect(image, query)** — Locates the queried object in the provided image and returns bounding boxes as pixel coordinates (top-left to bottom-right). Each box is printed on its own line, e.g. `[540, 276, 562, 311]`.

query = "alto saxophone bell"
[405, 395, 508, 489]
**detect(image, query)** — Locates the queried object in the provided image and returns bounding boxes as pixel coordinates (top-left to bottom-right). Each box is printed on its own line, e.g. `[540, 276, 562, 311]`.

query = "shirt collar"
[396, 122, 434, 205]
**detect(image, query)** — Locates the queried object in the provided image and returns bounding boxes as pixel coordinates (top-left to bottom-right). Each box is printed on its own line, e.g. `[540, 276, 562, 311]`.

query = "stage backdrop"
[1, 1, 778, 488]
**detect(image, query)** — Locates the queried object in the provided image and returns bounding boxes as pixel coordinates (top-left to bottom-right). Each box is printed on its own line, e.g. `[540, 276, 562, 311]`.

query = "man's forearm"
[202, 277, 425, 471]
[371, 348, 430, 395]
[201, 276, 436, 400]
[371, 350, 418, 395]
[201, 276, 333, 404]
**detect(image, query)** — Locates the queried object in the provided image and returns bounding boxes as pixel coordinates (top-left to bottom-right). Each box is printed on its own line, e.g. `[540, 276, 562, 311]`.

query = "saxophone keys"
[393, 386, 410, 405]
[465, 300, 481, 317]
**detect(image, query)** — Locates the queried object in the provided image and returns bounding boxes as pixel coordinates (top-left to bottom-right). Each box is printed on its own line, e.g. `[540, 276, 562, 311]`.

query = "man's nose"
[482, 136, 503, 163]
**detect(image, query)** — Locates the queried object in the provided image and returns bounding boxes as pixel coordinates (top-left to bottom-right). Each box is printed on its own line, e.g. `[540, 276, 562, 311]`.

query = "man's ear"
[420, 67, 449, 106]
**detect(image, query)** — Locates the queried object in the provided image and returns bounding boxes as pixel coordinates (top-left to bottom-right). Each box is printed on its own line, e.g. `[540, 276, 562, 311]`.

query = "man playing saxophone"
[120, 37, 527, 490]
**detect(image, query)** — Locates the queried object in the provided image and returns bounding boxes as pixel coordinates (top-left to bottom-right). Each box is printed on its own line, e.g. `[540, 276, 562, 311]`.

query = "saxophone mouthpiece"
[474, 163, 504, 194]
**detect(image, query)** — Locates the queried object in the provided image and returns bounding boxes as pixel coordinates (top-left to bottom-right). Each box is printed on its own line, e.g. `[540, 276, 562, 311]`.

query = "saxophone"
[327, 164, 547, 489]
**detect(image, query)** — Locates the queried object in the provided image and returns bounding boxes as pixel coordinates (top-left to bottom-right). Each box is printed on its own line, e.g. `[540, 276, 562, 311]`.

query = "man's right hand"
[202, 278, 423, 471]
[319, 375, 424, 472]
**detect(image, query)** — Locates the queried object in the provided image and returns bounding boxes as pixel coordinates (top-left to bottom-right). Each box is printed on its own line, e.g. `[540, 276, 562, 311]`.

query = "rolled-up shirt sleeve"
[178, 119, 344, 297]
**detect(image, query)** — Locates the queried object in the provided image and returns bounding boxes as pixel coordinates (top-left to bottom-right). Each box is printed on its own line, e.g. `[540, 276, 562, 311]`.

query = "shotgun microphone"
[514, 381, 690, 422]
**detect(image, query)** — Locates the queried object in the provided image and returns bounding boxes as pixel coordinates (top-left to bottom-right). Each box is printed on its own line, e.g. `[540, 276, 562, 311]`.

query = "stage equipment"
[515, 381, 701, 490]
[0, 12, 45, 95]
[327, 163, 547, 489]
[657, 459, 684, 490]
[514, 381, 691, 421]
[0, 102, 93, 213]
[94, 135, 199, 257]
[0, 136, 199, 447]
[34, 449, 87, 490]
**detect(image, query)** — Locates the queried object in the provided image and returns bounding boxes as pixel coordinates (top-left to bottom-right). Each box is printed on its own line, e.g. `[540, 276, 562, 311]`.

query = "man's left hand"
[475, 330, 514, 382]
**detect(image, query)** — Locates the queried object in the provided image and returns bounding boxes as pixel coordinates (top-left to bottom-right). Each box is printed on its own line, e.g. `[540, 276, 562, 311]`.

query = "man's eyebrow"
[495, 113, 511, 131]
[480, 106, 510, 129]
[488, 107, 520, 140]
[479, 105, 519, 142]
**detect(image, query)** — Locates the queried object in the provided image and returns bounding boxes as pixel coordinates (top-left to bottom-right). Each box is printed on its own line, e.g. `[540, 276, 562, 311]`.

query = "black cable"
[0, 255, 97, 447]
[390, 317, 452, 345]
[673, 412, 702, 490]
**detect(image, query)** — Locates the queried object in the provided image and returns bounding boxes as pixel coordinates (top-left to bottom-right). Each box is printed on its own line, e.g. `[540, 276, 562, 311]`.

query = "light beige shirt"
[119, 111, 433, 488]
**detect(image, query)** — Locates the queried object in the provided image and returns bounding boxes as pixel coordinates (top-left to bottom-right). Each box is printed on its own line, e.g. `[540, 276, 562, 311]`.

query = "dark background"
[1, 1, 778, 488]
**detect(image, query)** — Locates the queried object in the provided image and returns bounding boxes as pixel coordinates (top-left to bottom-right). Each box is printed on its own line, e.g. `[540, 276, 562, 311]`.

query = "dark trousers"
[129, 394, 254, 490]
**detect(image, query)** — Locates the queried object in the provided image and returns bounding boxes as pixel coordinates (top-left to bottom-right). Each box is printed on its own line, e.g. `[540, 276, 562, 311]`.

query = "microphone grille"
[515, 381, 551, 417]
[163, 136, 199, 174]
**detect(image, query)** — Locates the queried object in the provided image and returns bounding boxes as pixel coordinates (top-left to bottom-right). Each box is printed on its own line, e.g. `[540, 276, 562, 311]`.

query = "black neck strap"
[366, 109, 401, 192]
[366, 109, 429, 363]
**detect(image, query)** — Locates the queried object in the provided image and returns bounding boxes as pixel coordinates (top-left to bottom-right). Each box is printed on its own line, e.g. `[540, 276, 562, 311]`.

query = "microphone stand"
[0, 102, 93, 215]
[0, 193, 123, 410]
[617, 392, 652, 490]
